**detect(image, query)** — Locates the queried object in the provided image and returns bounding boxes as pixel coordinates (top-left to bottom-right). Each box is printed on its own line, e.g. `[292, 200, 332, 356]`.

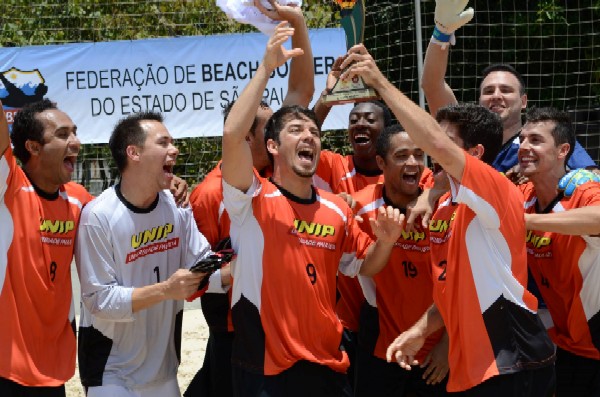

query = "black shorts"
[450, 365, 555, 397]
[354, 344, 448, 397]
[341, 327, 357, 392]
[184, 331, 234, 397]
[555, 346, 600, 396]
[232, 360, 351, 397]
[0, 377, 65, 397]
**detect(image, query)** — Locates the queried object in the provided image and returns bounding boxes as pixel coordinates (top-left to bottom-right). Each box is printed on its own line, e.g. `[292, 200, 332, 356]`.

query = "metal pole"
[414, 0, 425, 109]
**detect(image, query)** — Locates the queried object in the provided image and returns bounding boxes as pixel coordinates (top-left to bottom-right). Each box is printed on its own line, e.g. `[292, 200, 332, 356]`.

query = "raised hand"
[262, 21, 304, 72]
[339, 44, 386, 89]
[369, 205, 404, 244]
[254, 0, 302, 23]
[434, 0, 474, 35]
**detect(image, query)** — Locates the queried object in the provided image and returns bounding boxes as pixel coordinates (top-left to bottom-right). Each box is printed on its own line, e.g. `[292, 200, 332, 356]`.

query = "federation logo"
[0, 67, 48, 130]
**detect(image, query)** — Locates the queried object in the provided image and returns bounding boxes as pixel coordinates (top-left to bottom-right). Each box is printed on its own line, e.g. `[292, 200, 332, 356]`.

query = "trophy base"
[321, 88, 380, 106]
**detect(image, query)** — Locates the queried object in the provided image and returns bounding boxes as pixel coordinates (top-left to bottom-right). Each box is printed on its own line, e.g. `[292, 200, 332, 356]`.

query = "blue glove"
[558, 169, 600, 197]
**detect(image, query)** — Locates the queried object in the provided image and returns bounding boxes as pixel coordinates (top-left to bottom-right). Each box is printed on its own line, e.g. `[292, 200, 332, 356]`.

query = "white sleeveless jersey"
[76, 186, 211, 389]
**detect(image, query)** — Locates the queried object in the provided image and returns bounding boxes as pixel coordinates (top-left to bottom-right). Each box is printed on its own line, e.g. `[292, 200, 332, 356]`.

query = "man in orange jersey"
[0, 99, 93, 397]
[221, 23, 405, 396]
[352, 124, 449, 396]
[518, 107, 600, 396]
[185, 2, 315, 396]
[341, 44, 556, 395]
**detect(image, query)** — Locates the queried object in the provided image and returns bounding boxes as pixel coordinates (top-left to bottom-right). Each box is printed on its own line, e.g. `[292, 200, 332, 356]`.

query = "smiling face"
[269, 114, 321, 179]
[348, 102, 385, 162]
[135, 120, 179, 191]
[479, 71, 527, 132]
[518, 120, 569, 179]
[377, 132, 425, 198]
[32, 109, 80, 192]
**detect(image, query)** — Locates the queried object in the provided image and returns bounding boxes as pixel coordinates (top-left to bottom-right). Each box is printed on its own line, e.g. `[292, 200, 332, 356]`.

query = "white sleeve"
[222, 175, 261, 225]
[205, 269, 231, 293]
[180, 205, 212, 269]
[76, 208, 134, 322]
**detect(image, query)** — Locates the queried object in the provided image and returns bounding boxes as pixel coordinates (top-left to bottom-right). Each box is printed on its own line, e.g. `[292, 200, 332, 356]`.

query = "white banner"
[0, 28, 351, 143]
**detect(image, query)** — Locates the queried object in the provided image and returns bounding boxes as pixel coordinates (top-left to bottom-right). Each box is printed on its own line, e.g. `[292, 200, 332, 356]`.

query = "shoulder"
[64, 181, 94, 205]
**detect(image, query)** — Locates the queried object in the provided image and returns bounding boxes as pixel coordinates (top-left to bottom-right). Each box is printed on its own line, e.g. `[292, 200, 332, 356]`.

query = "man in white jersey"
[76, 112, 214, 397]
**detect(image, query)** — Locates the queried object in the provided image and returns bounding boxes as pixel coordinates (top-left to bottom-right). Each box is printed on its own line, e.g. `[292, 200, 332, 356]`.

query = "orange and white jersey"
[222, 176, 373, 375]
[0, 145, 92, 386]
[521, 181, 600, 359]
[353, 183, 441, 362]
[315, 149, 433, 332]
[429, 153, 554, 392]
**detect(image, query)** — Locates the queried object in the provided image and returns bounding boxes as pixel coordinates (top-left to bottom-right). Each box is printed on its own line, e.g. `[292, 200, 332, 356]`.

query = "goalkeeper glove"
[432, 0, 474, 48]
[558, 168, 600, 197]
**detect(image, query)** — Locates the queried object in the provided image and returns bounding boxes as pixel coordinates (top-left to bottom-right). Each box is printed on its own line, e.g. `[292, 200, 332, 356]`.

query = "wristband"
[432, 26, 452, 43]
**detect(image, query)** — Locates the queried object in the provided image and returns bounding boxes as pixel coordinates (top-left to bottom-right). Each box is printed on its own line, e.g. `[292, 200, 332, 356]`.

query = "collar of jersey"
[269, 178, 317, 204]
[25, 172, 60, 200]
[115, 183, 160, 213]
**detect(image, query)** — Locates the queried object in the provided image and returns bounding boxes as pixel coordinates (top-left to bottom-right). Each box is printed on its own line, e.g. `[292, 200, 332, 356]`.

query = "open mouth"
[63, 156, 77, 173]
[163, 164, 174, 177]
[297, 148, 314, 163]
[402, 172, 418, 184]
[353, 132, 371, 145]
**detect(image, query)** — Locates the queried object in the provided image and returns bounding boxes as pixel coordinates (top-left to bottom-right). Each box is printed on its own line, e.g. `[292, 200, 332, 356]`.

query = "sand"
[65, 308, 209, 396]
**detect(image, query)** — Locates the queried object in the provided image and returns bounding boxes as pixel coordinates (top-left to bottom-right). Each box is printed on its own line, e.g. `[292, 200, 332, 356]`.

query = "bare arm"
[131, 269, 205, 313]
[421, 42, 458, 117]
[222, 23, 303, 191]
[0, 101, 8, 155]
[341, 45, 466, 182]
[525, 206, 600, 236]
[255, 0, 314, 107]
[386, 303, 445, 369]
[313, 56, 343, 128]
[421, 0, 474, 116]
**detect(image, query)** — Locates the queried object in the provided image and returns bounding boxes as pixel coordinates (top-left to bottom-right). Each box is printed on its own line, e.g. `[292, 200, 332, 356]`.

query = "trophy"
[321, 0, 380, 105]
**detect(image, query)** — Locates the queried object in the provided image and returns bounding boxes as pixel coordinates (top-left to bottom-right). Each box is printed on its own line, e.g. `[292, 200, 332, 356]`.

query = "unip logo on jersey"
[131, 223, 174, 249]
[526, 230, 552, 249]
[0, 67, 48, 132]
[399, 230, 426, 242]
[39, 218, 75, 234]
[293, 219, 336, 238]
[429, 211, 456, 234]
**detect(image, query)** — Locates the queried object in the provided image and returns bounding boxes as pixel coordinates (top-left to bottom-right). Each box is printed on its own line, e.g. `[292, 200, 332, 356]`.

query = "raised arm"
[421, 0, 473, 116]
[221, 22, 304, 191]
[313, 56, 343, 128]
[341, 45, 466, 182]
[421, 42, 458, 117]
[0, 101, 8, 155]
[255, 0, 314, 107]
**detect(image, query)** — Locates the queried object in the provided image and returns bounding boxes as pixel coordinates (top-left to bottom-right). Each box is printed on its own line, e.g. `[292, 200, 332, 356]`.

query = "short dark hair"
[524, 107, 575, 163]
[376, 123, 406, 159]
[222, 100, 270, 136]
[264, 105, 320, 164]
[351, 100, 393, 128]
[436, 104, 503, 165]
[109, 111, 164, 172]
[480, 64, 526, 95]
[11, 99, 57, 164]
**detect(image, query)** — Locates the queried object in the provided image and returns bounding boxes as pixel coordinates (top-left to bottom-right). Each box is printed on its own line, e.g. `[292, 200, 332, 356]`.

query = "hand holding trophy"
[321, 0, 380, 105]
